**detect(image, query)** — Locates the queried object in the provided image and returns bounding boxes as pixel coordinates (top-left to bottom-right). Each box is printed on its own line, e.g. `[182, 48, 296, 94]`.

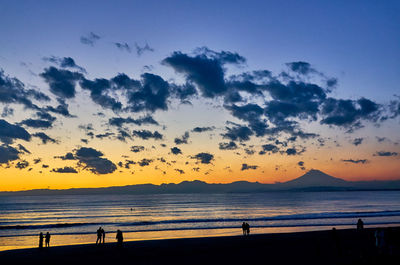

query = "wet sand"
[1, 227, 399, 265]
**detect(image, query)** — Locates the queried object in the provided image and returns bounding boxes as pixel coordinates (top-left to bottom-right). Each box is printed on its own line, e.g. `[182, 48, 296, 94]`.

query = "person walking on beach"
[242, 222, 246, 235]
[39, 232, 44, 249]
[45, 232, 51, 247]
[116, 229, 123, 248]
[357, 219, 364, 230]
[102, 227, 105, 244]
[246, 222, 250, 235]
[96, 227, 102, 244]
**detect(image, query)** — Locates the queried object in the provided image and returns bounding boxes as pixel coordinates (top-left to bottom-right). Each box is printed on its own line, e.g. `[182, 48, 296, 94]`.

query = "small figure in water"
[357, 219, 364, 230]
[39, 232, 44, 249]
[96, 227, 102, 244]
[45, 232, 51, 247]
[102, 227, 105, 244]
[116, 229, 123, 248]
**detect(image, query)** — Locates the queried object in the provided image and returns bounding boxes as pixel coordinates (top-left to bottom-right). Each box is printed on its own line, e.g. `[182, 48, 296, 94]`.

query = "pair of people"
[242, 222, 250, 235]
[96, 227, 105, 244]
[39, 232, 51, 248]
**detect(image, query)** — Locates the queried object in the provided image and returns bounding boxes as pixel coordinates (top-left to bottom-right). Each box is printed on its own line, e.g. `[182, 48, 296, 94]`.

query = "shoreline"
[1, 227, 399, 265]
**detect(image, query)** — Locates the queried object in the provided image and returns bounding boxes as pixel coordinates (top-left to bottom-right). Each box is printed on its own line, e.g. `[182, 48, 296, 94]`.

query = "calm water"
[0, 191, 399, 251]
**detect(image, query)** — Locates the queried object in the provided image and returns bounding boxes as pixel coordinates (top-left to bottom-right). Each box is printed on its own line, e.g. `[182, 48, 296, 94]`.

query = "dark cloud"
[219, 141, 238, 150]
[20, 119, 53, 129]
[15, 160, 29, 169]
[191, 152, 214, 164]
[169, 83, 197, 103]
[174, 168, 185, 174]
[1, 106, 14, 117]
[42, 164, 49, 168]
[342, 159, 368, 164]
[174, 131, 189, 145]
[43, 56, 86, 73]
[33, 158, 41, 164]
[80, 32, 100, 46]
[241, 163, 258, 171]
[286, 61, 316, 75]
[132, 130, 163, 140]
[0, 69, 50, 110]
[352, 138, 364, 146]
[0, 145, 20, 163]
[115, 42, 131, 53]
[0, 119, 31, 144]
[75, 147, 117, 174]
[95, 132, 114, 139]
[374, 151, 398, 157]
[225, 104, 268, 137]
[135, 43, 154, 56]
[260, 144, 279, 154]
[131, 145, 145, 153]
[109, 116, 158, 127]
[55, 152, 75, 160]
[320, 98, 381, 132]
[44, 100, 75, 117]
[171, 147, 182, 155]
[163, 48, 245, 98]
[17, 144, 30, 154]
[40, 67, 83, 99]
[191, 126, 215, 133]
[52, 166, 78, 173]
[76, 147, 103, 158]
[138, 158, 153, 167]
[222, 123, 253, 142]
[286, 147, 304, 156]
[80, 78, 122, 112]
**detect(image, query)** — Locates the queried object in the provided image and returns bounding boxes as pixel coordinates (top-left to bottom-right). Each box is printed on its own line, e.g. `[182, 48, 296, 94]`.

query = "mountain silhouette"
[2, 169, 400, 195]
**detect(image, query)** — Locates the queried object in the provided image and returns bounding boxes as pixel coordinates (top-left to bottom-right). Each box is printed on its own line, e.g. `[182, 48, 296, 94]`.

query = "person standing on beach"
[96, 227, 102, 244]
[242, 222, 246, 235]
[116, 229, 123, 248]
[45, 232, 51, 247]
[102, 227, 105, 244]
[246, 223, 250, 235]
[357, 219, 364, 230]
[39, 232, 44, 249]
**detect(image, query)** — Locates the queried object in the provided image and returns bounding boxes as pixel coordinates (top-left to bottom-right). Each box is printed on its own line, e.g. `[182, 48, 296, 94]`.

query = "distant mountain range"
[2, 169, 400, 195]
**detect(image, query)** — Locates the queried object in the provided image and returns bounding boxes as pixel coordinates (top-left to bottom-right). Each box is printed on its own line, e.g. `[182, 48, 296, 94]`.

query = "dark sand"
[1, 227, 399, 265]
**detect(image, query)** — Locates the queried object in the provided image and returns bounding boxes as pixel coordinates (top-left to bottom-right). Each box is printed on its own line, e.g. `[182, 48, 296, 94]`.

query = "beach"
[1, 227, 399, 265]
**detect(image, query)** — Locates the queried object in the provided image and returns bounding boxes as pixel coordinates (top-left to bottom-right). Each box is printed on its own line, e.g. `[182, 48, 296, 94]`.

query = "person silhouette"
[116, 229, 123, 248]
[357, 219, 364, 230]
[39, 232, 44, 249]
[242, 222, 246, 235]
[102, 227, 105, 244]
[96, 227, 102, 244]
[45, 232, 51, 247]
[246, 222, 250, 235]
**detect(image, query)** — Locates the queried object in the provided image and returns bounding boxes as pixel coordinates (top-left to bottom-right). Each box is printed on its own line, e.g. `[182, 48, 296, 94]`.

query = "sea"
[1, 191, 400, 251]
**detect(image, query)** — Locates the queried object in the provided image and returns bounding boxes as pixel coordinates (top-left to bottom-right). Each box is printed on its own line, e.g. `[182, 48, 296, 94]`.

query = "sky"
[0, 0, 399, 191]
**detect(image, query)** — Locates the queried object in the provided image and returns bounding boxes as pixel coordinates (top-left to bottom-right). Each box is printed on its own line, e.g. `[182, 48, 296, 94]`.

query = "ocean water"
[0, 191, 399, 251]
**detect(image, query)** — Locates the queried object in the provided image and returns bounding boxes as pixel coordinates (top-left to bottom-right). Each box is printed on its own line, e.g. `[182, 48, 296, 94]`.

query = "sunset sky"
[0, 0, 399, 191]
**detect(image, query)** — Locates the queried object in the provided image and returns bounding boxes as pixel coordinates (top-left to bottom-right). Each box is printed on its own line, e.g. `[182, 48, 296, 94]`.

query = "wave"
[1, 210, 400, 231]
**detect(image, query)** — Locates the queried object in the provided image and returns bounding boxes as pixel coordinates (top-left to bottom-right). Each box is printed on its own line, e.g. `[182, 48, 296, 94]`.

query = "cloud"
[342, 159, 368, 164]
[80, 32, 100, 46]
[191, 126, 215, 133]
[374, 151, 398, 157]
[221, 123, 253, 142]
[131, 145, 145, 153]
[75, 147, 116, 174]
[260, 144, 279, 154]
[241, 163, 258, 171]
[132, 130, 163, 140]
[171, 147, 182, 155]
[55, 152, 75, 160]
[352, 138, 364, 146]
[76, 147, 103, 158]
[0, 69, 50, 110]
[44, 99, 75, 117]
[0, 145, 20, 163]
[80, 78, 122, 112]
[43, 56, 86, 73]
[219, 141, 238, 150]
[191, 152, 214, 164]
[33, 158, 41, 164]
[115, 42, 131, 53]
[286, 61, 316, 75]
[52, 166, 78, 173]
[17, 144, 30, 154]
[174, 168, 185, 174]
[297, 161, 306, 170]
[0, 119, 31, 144]
[225, 104, 267, 137]
[40, 67, 83, 99]
[163, 47, 245, 98]
[135, 42, 154, 56]
[138, 158, 153, 167]
[20, 119, 53, 129]
[15, 160, 29, 169]
[1, 106, 14, 117]
[174, 131, 189, 145]
[109, 116, 158, 127]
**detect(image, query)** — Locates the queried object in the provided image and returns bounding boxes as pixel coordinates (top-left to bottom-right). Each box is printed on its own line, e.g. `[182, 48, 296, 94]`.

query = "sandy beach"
[1, 227, 399, 265]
